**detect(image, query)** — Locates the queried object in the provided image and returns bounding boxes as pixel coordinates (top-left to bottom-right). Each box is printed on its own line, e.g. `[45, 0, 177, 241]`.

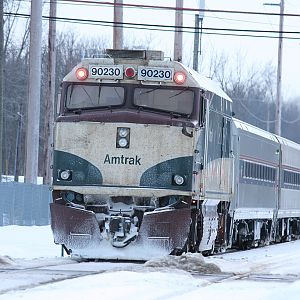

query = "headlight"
[173, 174, 185, 185]
[59, 170, 72, 181]
[119, 128, 129, 137]
[116, 127, 130, 148]
[118, 138, 128, 148]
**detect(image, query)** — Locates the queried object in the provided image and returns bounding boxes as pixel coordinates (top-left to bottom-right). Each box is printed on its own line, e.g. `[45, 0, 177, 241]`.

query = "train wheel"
[170, 247, 184, 256]
[237, 226, 249, 250]
[202, 245, 215, 256]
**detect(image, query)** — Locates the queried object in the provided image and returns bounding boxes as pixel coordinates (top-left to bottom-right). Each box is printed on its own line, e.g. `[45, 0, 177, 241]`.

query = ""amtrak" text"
[103, 154, 141, 165]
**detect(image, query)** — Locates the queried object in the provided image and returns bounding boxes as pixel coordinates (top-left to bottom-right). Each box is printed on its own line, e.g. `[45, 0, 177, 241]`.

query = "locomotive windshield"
[66, 84, 124, 109]
[64, 83, 195, 116]
[134, 87, 194, 115]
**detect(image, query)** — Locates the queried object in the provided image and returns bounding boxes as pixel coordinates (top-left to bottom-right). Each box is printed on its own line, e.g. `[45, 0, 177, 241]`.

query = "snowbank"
[0, 256, 15, 266]
[145, 252, 221, 274]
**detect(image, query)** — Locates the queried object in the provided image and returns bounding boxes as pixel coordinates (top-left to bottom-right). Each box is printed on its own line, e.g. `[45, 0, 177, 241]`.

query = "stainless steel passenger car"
[230, 119, 300, 248]
[276, 136, 300, 240]
[50, 49, 300, 259]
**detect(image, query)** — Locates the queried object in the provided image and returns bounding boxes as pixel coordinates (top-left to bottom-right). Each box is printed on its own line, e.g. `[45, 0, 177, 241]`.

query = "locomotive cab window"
[66, 84, 125, 109]
[133, 87, 194, 115]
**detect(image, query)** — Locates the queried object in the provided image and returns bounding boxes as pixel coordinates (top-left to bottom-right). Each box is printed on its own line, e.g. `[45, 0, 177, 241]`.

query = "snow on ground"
[0, 225, 300, 299]
[207, 240, 300, 275]
[0, 225, 61, 260]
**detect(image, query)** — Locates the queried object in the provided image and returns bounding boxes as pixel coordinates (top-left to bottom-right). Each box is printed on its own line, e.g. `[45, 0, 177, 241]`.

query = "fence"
[0, 182, 51, 226]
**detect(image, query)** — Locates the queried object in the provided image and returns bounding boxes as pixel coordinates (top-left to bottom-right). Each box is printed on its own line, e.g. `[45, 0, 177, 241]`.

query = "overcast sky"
[15, 0, 300, 99]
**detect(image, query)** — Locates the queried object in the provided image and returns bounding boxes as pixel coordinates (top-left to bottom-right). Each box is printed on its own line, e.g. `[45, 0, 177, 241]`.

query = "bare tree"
[203, 49, 278, 132]
[123, 33, 156, 50]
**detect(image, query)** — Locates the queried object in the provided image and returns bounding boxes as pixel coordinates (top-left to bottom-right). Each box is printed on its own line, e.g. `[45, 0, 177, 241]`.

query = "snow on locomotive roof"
[186, 67, 232, 102]
[234, 118, 300, 150]
[276, 135, 300, 151]
[233, 118, 278, 142]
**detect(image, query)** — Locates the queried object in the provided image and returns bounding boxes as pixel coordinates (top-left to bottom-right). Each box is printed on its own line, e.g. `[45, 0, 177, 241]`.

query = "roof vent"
[105, 49, 164, 60]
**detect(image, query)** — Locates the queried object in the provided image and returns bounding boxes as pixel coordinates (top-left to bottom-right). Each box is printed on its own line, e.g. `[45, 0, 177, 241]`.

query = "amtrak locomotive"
[50, 49, 300, 260]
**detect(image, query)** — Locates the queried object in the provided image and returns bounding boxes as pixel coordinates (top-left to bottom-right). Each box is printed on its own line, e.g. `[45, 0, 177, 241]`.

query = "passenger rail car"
[50, 49, 300, 260]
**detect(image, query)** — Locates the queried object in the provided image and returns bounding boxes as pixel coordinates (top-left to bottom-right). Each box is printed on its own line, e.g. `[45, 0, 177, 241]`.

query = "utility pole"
[174, 0, 183, 62]
[264, 1, 284, 136]
[14, 107, 23, 182]
[0, 0, 3, 181]
[193, 14, 200, 71]
[113, 0, 123, 49]
[193, 0, 205, 71]
[25, 0, 42, 184]
[276, 0, 284, 136]
[43, 0, 57, 185]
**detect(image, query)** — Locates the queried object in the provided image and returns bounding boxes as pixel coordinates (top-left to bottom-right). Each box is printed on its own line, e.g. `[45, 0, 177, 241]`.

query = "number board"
[89, 65, 124, 79]
[137, 66, 174, 82]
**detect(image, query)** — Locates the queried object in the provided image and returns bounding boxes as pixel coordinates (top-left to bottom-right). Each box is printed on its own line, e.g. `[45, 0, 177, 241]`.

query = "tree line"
[202, 50, 300, 142]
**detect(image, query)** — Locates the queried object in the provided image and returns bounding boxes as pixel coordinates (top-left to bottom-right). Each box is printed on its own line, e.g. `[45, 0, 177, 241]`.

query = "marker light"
[174, 72, 186, 84]
[125, 67, 136, 78]
[76, 67, 89, 80]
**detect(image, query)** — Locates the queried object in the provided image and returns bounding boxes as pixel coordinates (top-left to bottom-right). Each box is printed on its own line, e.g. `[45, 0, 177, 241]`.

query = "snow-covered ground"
[1, 225, 300, 299]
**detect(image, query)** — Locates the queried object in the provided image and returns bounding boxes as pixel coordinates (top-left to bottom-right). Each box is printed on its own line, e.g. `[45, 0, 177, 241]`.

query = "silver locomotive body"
[50, 50, 215, 259]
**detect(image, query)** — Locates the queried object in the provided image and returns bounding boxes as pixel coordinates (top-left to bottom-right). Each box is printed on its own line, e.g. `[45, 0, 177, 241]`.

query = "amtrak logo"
[104, 154, 141, 165]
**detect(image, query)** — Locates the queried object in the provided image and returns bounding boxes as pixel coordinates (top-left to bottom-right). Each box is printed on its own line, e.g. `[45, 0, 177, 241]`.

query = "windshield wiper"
[68, 84, 74, 103]
[168, 87, 189, 99]
[97, 85, 101, 104]
[114, 87, 123, 102]
[82, 86, 94, 106]
[139, 87, 161, 95]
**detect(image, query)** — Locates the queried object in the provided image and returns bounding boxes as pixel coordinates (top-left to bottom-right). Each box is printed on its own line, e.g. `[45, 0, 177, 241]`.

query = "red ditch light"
[174, 72, 186, 84]
[76, 68, 89, 80]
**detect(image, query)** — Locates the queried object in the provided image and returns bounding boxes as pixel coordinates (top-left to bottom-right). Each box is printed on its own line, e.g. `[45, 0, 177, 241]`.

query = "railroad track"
[192, 271, 300, 283]
[1, 259, 299, 296]
[0, 259, 139, 295]
[0, 267, 106, 295]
